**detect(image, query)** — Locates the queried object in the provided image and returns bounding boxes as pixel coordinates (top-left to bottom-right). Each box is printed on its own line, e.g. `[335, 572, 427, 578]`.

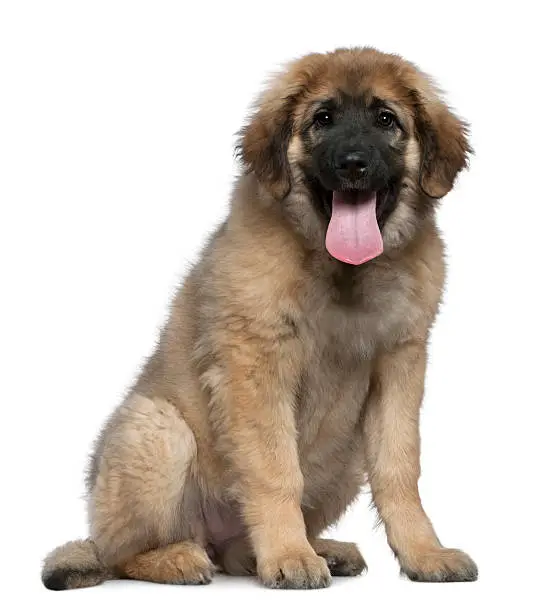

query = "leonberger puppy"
[42, 47, 477, 590]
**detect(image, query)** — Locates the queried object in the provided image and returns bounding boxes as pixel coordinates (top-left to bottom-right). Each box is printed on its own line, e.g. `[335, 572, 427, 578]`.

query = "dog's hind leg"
[310, 538, 367, 577]
[90, 393, 214, 584]
[43, 393, 213, 589]
[118, 541, 213, 585]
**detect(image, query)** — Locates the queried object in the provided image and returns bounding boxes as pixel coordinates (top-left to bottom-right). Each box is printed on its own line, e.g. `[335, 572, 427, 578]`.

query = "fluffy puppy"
[42, 47, 476, 590]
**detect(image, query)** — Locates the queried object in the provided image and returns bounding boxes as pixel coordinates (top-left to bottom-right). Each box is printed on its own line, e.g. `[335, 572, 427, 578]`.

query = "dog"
[42, 47, 477, 590]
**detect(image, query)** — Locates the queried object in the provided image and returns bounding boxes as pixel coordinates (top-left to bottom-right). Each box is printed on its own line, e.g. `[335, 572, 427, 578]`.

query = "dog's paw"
[120, 542, 215, 585]
[219, 537, 256, 576]
[258, 549, 332, 589]
[312, 538, 367, 576]
[401, 548, 478, 582]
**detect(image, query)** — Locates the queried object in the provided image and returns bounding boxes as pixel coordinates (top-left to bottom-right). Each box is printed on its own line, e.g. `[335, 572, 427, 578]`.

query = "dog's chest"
[300, 262, 416, 360]
[293, 264, 418, 497]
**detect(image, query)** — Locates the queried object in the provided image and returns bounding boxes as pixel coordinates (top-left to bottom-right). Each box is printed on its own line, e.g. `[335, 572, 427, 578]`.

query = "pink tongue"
[325, 191, 383, 265]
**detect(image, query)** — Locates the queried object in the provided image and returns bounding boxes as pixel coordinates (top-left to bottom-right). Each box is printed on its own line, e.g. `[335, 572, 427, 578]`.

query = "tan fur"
[89, 394, 198, 565]
[119, 542, 214, 585]
[42, 539, 114, 590]
[42, 47, 476, 590]
[311, 539, 367, 576]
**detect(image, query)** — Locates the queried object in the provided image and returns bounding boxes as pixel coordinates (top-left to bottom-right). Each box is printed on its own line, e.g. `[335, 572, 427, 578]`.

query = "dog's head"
[238, 47, 471, 264]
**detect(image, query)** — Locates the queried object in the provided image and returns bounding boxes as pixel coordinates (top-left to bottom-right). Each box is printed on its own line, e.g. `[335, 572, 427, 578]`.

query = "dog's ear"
[237, 92, 295, 201]
[414, 91, 472, 199]
[238, 55, 325, 200]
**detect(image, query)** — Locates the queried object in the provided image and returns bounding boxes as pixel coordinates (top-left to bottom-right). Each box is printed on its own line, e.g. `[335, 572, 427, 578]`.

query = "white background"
[1, 1, 542, 610]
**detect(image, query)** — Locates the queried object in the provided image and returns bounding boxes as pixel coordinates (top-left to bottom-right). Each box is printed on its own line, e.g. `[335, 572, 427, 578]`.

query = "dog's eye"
[314, 110, 333, 127]
[376, 109, 396, 128]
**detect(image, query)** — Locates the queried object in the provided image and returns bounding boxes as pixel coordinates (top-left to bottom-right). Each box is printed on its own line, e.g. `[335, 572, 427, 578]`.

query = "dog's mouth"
[322, 189, 385, 265]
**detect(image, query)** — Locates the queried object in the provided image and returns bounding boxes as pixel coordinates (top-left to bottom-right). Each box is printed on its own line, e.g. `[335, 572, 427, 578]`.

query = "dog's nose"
[336, 152, 368, 179]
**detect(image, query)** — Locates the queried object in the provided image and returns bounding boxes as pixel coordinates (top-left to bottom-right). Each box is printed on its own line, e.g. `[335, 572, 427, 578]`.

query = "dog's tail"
[42, 539, 114, 590]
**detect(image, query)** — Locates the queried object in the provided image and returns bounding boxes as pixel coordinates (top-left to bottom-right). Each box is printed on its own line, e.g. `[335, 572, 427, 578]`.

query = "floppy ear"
[415, 95, 472, 199]
[237, 93, 295, 201]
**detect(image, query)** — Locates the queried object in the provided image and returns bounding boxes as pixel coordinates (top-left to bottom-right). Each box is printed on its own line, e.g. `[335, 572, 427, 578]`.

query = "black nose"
[336, 152, 368, 179]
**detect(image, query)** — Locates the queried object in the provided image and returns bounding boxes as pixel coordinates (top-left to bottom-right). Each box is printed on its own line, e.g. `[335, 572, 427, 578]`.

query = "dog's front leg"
[363, 340, 478, 582]
[209, 326, 331, 589]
